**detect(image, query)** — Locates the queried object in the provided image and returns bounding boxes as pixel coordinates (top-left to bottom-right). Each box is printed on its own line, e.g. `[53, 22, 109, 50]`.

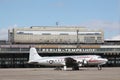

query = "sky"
[0, 0, 120, 40]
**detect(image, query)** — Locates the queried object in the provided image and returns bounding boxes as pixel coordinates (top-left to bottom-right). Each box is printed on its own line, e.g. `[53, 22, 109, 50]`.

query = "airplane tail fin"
[28, 47, 42, 63]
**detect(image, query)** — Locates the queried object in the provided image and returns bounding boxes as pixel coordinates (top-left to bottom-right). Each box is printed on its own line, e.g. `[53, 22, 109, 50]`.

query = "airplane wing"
[65, 57, 78, 67]
[65, 57, 88, 67]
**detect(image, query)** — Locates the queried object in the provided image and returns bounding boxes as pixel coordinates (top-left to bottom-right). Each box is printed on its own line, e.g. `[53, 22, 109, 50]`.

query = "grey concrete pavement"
[0, 68, 120, 80]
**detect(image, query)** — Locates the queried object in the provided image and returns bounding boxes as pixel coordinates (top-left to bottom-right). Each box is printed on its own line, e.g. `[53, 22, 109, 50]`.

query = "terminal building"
[0, 26, 120, 68]
[8, 26, 104, 44]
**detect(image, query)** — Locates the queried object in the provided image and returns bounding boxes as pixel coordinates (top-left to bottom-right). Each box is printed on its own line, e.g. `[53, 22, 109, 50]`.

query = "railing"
[0, 49, 120, 54]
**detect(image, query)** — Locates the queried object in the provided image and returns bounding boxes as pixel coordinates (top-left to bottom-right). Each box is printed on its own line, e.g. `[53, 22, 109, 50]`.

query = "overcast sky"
[0, 0, 120, 40]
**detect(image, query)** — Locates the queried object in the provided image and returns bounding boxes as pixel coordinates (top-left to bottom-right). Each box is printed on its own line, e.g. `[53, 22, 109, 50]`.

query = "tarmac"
[0, 67, 120, 80]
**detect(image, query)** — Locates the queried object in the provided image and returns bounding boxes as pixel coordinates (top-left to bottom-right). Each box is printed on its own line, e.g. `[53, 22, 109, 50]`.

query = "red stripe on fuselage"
[88, 60, 103, 63]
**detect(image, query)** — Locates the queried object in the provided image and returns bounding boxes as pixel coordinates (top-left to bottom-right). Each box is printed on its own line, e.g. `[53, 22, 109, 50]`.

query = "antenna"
[77, 29, 79, 48]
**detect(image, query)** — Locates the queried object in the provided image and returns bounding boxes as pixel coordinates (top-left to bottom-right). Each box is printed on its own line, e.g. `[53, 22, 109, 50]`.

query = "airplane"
[28, 47, 108, 70]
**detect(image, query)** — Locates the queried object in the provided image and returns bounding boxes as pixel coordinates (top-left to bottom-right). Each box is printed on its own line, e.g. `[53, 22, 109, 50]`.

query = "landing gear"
[63, 65, 67, 71]
[72, 65, 79, 70]
[65, 57, 79, 71]
[97, 65, 102, 70]
[54, 67, 62, 70]
[72, 62, 79, 70]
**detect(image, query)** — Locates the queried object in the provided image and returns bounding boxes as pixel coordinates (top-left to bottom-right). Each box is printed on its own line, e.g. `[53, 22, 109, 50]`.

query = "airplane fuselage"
[28, 47, 108, 70]
[29, 55, 107, 66]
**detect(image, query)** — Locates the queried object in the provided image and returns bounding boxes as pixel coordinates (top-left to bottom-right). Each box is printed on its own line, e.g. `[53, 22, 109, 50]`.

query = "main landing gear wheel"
[54, 67, 62, 70]
[72, 65, 79, 70]
[72, 62, 79, 70]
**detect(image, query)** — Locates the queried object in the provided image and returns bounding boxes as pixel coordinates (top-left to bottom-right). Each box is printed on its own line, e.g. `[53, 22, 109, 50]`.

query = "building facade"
[0, 43, 120, 68]
[8, 26, 104, 44]
[0, 26, 119, 68]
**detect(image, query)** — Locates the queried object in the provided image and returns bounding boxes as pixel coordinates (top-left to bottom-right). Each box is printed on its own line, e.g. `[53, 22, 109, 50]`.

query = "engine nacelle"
[77, 59, 88, 66]
[83, 60, 87, 65]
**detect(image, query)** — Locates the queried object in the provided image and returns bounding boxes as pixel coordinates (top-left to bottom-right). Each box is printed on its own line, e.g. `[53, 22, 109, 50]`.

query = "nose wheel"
[98, 65, 102, 70]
